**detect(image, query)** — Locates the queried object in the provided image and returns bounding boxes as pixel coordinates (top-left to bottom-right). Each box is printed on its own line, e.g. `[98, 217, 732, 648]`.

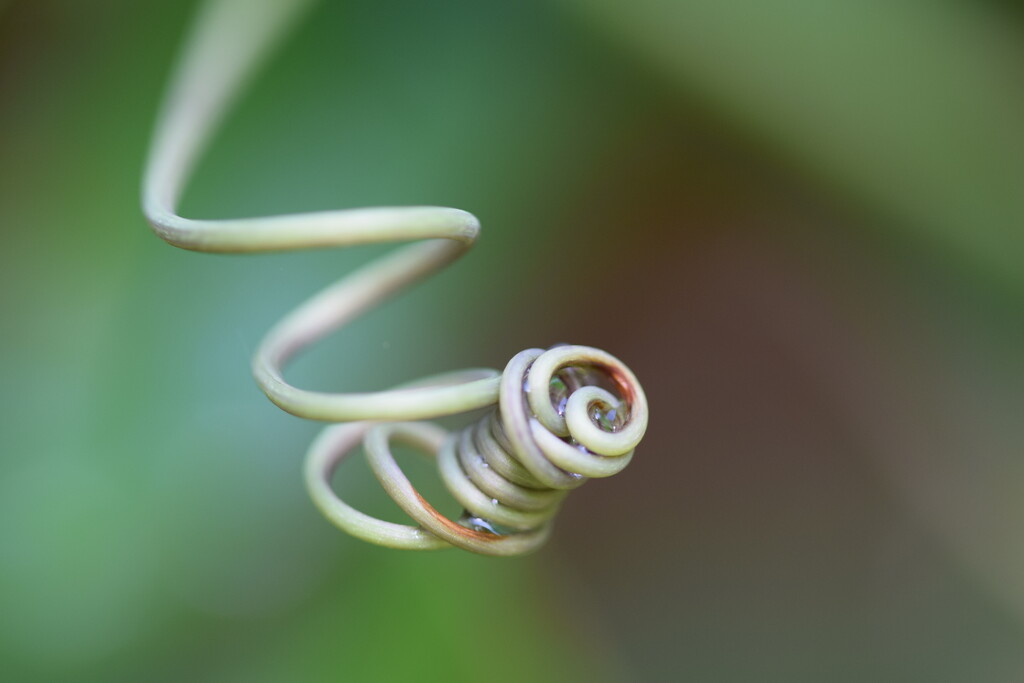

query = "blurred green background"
[1, 0, 1023, 681]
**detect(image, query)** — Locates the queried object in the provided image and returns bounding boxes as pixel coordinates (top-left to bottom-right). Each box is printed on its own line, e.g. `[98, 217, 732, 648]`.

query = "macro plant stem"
[143, 0, 649, 556]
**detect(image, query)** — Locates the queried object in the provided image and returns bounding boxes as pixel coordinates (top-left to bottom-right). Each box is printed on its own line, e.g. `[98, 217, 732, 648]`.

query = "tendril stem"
[143, 0, 649, 555]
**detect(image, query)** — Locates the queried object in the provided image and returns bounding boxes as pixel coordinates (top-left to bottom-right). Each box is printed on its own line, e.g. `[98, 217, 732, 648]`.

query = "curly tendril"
[143, 0, 649, 556]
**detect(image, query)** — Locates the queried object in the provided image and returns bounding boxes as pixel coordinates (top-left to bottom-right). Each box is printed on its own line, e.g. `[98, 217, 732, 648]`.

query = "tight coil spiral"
[143, 0, 649, 556]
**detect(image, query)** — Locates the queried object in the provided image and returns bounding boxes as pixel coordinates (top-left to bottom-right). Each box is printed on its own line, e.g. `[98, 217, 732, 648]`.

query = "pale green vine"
[143, 0, 649, 556]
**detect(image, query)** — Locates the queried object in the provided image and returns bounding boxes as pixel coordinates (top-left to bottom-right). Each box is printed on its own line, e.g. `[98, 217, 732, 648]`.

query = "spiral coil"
[307, 346, 647, 555]
[143, 0, 648, 556]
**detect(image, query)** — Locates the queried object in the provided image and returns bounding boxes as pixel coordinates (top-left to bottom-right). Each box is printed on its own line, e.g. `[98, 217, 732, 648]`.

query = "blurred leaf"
[560, 0, 1024, 289]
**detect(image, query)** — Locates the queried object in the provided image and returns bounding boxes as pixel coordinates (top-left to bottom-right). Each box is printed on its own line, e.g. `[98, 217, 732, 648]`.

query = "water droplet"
[549, 376, 569, 416]
[590, 402, 626, 432]
[458, 511, 516, 536]
[460, 514, 500, 534]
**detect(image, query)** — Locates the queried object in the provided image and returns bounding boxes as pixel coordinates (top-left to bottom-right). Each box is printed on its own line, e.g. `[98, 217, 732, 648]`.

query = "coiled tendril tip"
[144, 0, 649, 556]
[305, 345, 647, 556]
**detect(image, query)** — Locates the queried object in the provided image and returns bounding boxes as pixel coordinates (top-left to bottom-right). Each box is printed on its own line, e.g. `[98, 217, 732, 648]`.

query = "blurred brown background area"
[1, 0, 1022, 681]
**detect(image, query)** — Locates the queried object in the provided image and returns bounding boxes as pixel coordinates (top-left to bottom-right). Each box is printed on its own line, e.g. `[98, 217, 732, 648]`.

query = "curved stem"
[142, 0, 650, 555]
[142, 0, 500, 422]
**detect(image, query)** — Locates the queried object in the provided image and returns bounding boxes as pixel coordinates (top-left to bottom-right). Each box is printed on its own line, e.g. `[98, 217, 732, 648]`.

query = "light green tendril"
[143, 0, 649, 556]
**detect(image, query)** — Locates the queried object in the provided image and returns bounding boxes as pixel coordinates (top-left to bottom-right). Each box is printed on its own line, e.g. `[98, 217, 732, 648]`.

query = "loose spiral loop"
[143, 0, 650, 555]
[306, 346, 648, 556]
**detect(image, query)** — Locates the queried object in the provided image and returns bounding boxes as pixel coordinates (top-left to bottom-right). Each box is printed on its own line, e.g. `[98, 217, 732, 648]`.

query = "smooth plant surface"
[143, 0, 649, 555]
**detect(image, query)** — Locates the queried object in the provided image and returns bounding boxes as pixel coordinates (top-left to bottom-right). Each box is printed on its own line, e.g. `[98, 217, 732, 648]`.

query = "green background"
[1, 0, 1022, 680]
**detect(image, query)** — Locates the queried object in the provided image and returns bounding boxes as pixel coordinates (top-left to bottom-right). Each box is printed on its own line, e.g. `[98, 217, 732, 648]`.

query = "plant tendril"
[143, 0, 649, 555]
